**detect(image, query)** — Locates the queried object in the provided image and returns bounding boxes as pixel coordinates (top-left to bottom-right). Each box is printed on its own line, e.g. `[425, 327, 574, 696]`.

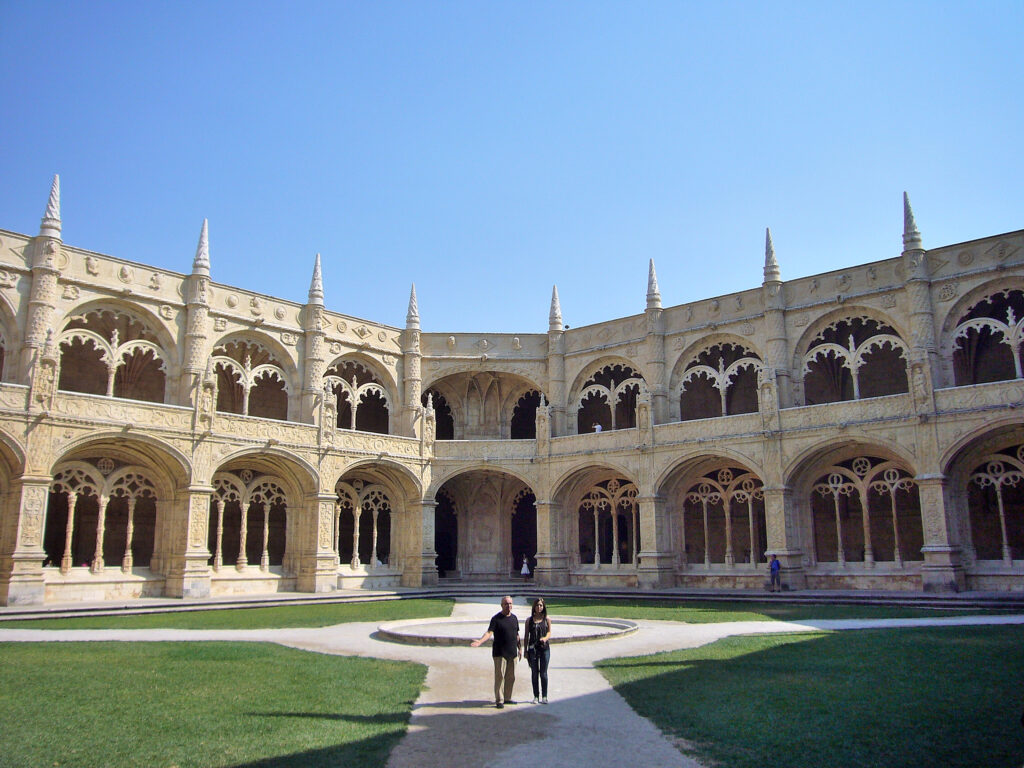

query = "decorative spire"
[406, 283, 420, 329]
[39, 174, 61, 238]
[903, 191, 922, 250]
[308, 253, 324, 305]
[549, 285, 563, 332]
[192, 219, 210, 276]
[763, 227, 780, 282]
[646, 259, 662, 310]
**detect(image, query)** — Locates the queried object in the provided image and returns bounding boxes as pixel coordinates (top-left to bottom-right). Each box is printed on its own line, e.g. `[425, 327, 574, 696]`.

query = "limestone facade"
[1, 178, 1022, 605]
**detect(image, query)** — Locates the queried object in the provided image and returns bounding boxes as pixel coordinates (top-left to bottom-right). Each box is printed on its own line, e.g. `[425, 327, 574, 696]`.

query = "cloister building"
[1, 176, 1022, 605]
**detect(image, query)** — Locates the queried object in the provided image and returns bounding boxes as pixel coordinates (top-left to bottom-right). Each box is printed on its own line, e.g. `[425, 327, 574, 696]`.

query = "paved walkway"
[3, 598, 1024, 768]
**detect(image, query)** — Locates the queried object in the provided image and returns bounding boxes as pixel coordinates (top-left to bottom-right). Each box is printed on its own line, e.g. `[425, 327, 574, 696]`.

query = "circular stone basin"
[377, 616, 638, 646]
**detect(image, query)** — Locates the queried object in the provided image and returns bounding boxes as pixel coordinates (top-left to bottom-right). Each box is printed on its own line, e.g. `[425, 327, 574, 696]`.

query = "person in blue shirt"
[769, 553, 782, 592]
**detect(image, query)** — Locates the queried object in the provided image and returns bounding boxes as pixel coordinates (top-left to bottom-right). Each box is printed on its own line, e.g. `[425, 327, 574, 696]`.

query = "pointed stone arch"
[788, 442, 923, 578]
[568, 358, 648, 434]
[208, 469, 289, 572]
[431, 468, 537, 580]
[56, 302, 176, 404]
[323, 355, 395, 434]
[940, 421, 1024, 580]
[210, 333, 298, 420]
[41, 435, 191, 586]
[658, 455, 767, 573]
[421, 371, 543, 440]
[942, 284, 1024, 386]
[792, 308, 910, 405]
[44, 458, 161, 576]
[549, 464, 640, 581]
[669, 336, 764, 421]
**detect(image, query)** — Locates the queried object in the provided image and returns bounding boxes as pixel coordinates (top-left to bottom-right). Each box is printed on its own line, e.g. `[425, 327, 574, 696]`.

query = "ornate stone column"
[901, 194, 942, 390]
[181, 220, 211, 409]
[0, 477, 51, 605]
[762, 486, 806, 589]
[402, 285, 424, 438]
[546, 287, 567, 436]
[636, 494, 675, 588]
[761, 229, 792, 408]
[295, 493, 341, 593]
[534, 500, 569, 586]
[644, 260, 668, 423]
[416, 498, 439, 586]
[918, 474, 966, 592]
[300, 255, 327, 424]
[20, 176, 62, 385]
[164, 487, 213, 599]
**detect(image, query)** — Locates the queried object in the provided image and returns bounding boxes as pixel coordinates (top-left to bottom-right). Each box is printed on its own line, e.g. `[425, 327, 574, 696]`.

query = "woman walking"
[524, 597, 552, 704]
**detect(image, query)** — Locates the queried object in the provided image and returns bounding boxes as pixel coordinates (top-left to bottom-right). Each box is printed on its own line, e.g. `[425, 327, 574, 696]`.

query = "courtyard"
[2, 592, 1023, 768]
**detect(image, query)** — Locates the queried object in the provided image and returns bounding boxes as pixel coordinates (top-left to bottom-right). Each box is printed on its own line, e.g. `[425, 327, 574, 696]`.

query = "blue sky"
[2, 2, 1022, 333]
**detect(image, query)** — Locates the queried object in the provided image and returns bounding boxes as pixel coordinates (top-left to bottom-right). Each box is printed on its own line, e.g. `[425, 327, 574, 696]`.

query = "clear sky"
[2, 2, 1022, 333]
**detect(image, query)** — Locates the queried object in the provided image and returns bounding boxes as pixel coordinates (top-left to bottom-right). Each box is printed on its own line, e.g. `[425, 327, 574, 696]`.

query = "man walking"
[471, 595, 522, 708]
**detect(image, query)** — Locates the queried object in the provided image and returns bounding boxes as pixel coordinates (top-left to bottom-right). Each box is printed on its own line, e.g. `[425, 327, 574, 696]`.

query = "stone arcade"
[1, 176, 1022, 605]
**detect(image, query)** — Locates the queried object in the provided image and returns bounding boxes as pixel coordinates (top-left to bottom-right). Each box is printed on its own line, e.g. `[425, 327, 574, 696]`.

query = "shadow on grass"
[247, 711, 408, 724]
[227, 731, 406, 768]
[599, 626, 1024, 768]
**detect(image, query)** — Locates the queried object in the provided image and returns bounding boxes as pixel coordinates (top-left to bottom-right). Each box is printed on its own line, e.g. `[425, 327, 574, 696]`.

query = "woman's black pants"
[529, 645, 550, 698]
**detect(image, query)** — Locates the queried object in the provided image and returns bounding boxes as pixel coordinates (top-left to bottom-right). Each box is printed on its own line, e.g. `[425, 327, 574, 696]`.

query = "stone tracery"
[45, 460, 158, 575]
[573, 363, 646, 433]
[58, 307, 168, 403]
[577, 478, 640, 567]
[952, 289, 1024, 385]
[968, 445, 1024, 563]
[212, 339, 289, 420]
[325, 360, 391, 434]
[674, 342, 762, 421]
[810, 456, 921, 566]
[209, 471, 288, 572]
[678, 467, 766, 567]
[801, 316, 909, 404]
[335, 479, 392, 568]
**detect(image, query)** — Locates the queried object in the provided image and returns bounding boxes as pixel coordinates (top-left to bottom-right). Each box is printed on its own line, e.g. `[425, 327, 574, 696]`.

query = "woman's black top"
[526, 616, 549, 651]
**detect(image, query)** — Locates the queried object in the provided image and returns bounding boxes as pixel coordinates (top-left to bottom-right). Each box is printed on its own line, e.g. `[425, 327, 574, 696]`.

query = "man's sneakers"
[496, 702, 504, 709]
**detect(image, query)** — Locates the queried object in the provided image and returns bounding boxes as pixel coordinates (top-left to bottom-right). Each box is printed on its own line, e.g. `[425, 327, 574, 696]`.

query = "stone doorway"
[434, 490, 458, 577]
[433, 470, 535, 580]
[510, 490, 537, 575]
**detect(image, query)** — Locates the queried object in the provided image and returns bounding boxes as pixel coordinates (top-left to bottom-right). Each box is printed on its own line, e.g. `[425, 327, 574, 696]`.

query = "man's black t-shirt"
[487, 611, 520, 658]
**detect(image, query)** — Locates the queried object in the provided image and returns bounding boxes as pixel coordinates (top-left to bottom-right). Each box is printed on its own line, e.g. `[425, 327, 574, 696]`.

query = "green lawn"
[598, 625, 1024, 768]
[0, 642, 426, 768]
[544, 597, 998, 623]
[0, 597, 453, 629]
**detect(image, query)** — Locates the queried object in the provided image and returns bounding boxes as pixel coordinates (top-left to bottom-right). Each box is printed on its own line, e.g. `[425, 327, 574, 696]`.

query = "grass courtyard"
[0, 642, 425, 768]
[598, 624, 1024, 768]
[0, 597, 454, 629]
[542, 597, 998, 623]
[2, 597, 1021, 767]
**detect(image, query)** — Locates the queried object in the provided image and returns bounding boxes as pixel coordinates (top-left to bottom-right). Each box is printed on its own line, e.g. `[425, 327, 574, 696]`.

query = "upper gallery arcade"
[0, 176, 1022, 605]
